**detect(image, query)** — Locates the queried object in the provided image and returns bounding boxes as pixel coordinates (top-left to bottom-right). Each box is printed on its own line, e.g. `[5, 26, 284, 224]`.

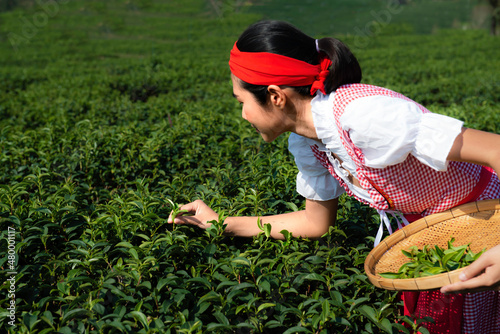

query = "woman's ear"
[267, 85, 286, 109]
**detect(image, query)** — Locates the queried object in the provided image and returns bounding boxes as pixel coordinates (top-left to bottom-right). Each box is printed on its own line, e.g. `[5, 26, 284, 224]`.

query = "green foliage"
[380, 238, 486, 279]
[248, 0, 476, 35]
[0, 0, 498, 333]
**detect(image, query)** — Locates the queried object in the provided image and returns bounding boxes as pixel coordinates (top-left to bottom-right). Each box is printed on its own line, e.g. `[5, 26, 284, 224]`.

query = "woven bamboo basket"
[365, 199, 500, 291]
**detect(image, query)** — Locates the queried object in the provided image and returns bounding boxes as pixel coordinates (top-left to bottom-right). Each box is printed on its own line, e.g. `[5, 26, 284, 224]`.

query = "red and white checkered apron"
[310, 83, 500, 333]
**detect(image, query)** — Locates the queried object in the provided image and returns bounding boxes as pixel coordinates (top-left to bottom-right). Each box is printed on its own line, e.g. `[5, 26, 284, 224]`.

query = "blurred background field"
[0, 1, 499, 333]
[248, 0, 479, 35]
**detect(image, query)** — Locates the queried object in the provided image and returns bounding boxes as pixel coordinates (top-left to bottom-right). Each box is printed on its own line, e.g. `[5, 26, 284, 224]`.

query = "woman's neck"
[286, 94, 318, 140]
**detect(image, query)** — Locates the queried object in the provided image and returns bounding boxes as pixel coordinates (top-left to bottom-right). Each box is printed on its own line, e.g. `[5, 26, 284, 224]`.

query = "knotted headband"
[229, 42, 332, 95]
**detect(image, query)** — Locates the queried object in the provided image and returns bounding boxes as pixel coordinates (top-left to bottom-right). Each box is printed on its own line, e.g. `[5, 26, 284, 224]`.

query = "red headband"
[229, 42, 332, 95]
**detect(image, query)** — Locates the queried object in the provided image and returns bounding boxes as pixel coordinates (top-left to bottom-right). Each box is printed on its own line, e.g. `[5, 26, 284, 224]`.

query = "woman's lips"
[251, 124, 260, 133]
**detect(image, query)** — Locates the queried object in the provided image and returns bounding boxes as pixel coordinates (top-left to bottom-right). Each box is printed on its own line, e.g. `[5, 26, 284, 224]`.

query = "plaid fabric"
[310, 144, 362, 202]
[462, 291, 500, 334]
[402, 290, 464, 333]
[310, 83, 500, 333]
[313, 83, 483, 216]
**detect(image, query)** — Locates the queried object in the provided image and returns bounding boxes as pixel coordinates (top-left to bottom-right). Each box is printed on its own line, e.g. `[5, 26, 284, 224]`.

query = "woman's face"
[231, 75, 288, 143]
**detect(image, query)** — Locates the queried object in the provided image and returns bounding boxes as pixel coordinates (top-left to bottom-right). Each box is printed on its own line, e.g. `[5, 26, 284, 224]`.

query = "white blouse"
[288, 91, 464, 203]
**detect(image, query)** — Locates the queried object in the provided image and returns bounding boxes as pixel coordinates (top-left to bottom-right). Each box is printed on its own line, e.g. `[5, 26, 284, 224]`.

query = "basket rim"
[364, 198, 500, 291]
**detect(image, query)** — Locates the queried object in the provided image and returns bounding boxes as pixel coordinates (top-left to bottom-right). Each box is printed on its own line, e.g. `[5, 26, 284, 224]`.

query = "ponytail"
[316, 37, 362, 94]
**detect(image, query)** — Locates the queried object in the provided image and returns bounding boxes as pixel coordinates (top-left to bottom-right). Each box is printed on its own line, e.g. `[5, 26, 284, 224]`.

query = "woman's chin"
[260, 132, 279, 143]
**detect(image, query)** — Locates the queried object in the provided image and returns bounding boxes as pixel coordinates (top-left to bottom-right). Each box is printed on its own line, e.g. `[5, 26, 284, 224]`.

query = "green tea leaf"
[379, 272, 403, 279]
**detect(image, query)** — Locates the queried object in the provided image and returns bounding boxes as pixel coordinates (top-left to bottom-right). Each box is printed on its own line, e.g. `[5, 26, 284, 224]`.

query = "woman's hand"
[167, 200, 219, 230]
[166, 198, 338, 239]
[440, 244, 500, 294]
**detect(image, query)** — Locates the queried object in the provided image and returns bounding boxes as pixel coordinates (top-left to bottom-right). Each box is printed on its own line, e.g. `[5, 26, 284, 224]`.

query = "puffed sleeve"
[339, 95, 463, 171]
[288, 133, 345, 201]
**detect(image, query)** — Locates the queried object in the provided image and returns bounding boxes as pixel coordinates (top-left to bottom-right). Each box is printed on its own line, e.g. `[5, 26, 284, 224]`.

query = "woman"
[168, 20, 500, 333]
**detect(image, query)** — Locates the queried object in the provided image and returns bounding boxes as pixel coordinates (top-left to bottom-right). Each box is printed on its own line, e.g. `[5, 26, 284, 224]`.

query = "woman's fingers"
[441, 245, 500, 294]
[460, 248, 494, 280]
[167, 201, 199, 223]
[441, 268, 500, 294]
[173, 214, 203, 227]
[167, 200, 219, 229]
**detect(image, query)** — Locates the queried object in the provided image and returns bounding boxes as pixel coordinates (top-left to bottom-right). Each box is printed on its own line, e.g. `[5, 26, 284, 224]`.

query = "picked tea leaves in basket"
[364, 199, 500, 291]
[377, 237, 485, 279]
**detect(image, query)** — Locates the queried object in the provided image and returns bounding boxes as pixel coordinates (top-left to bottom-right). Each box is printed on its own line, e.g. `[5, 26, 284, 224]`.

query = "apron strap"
[374, 209, 410, 247]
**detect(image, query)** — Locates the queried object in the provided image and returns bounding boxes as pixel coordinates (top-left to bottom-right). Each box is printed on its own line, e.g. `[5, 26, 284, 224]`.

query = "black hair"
[235, 20, 362, 105]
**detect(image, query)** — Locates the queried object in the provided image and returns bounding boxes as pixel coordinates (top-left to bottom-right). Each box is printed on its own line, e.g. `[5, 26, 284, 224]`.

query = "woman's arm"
[167, 198, 338, 239]
[447, 127, 500, 177]
[442, 127, 500, 292]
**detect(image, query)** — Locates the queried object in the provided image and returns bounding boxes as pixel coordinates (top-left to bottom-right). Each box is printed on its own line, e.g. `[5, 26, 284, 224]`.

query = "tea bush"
[0, 0, 499, 333]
